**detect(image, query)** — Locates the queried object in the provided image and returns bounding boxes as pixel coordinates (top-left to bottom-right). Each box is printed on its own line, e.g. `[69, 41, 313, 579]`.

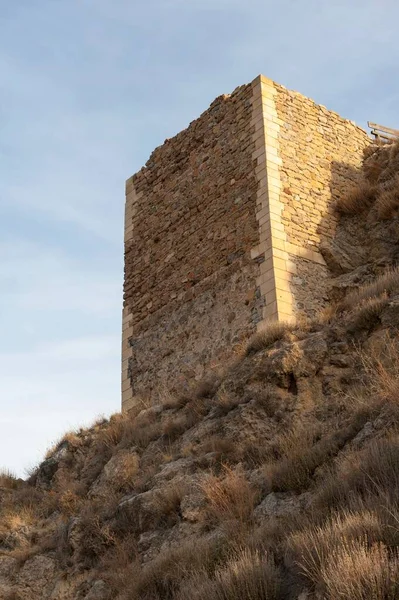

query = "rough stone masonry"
[122, 74, 370, 411]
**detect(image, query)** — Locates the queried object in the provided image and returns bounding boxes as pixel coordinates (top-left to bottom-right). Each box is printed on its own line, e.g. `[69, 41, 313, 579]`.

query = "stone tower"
[122, 75, 370, 411]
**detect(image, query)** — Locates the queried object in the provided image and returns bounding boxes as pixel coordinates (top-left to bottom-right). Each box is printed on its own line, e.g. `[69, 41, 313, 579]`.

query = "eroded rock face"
[89, 450, 140, 498]
[320, 237, 365, 274]
[16, 555, 56, 599]
[84, 579, 109, 600]
[254, 492, 311, 520]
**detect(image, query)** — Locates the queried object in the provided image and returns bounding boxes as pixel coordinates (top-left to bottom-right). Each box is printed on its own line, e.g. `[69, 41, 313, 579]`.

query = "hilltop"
[1, 140, 399, 599]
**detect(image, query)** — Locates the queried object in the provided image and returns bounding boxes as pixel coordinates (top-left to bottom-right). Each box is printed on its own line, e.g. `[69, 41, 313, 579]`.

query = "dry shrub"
[251, 384, 279, 417]
[287, 509, 386, 588]
[178, 548, 282, 600]
[151, 482, 185, 527]
[213, 388, 240, 416]
[74, 510, 117, 568]
[246, 321, 294, 356]
[100, 535, 138, 591]
[314, 302, 339, 325]
[359, 333, 399, 403]
[264, 416, 369, 494]
[161, 414, 194, 442]
[195, 373, 221, 399]
[346, 293, 389, 332]
[45, 430, 82, 459]
[375, 177, 399, 219]
[57, 489, 84, 516]
[201, 467, 259, 529]
[342, 266, 399, 310]
[316, 436, 399, 513]
[3, 592, 21, 600]
[158, 387, 188, 410]
[263, 425, 322, 493]
[0, 506, 36, 532]
[334, 180, 377, 215]
[0, 469, 20, 489]
[117, 536, 228, 600]
[195, 435, 237, 460]
[321, 540, 399, 600]
[107, 452, 140, 494]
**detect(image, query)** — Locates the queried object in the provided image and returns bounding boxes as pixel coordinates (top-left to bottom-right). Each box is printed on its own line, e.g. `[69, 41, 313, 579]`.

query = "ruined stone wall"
[122, 84, 260, 409]
[122, 74, 372, 409]
[250, 76, 371, 322]
[274, 83, 370, 250]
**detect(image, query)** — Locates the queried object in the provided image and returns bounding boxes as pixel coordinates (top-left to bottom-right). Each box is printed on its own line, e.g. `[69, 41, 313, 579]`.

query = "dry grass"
[288, 509, 399, 599]
[115, 536, 229, 600]
[315, 436, 399, 514]
[341, 266, 399, 310]
[375, 175, 399, 219]
[359, 333, 399, 403]
[346, 293, 389, 332]
[108, 452, 140, 494]
[287, 510, 386, 587]
[151, 482, 185, 527]
[245, 321, 294, 356]
[263, 425, 323, 493]
[178, 548, 282, 600]
[0, 469, 20, 489]
[321, 540, 399, 600]
[74, 509, 118, 568]
[334, 180, 377, 215]
[194, 373, 221, 399]
[201, 467, 259, 530]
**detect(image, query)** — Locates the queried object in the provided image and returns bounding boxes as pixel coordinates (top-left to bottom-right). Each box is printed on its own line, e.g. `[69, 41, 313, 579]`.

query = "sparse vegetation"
[245, 320, 295, 355]
[376, 176, 399, 219]
[201, 467, 259, 531]
[341, 266, 399, 310]
[334, 179, 377, 214]
[2, 141, 399, 599]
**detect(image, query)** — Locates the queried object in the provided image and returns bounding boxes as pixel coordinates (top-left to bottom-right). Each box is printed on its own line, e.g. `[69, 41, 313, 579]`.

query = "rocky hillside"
[1, 140, 399, 600]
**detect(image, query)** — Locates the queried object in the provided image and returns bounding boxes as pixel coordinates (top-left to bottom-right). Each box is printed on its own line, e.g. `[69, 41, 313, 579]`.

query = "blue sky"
[1, 0, 398, 476]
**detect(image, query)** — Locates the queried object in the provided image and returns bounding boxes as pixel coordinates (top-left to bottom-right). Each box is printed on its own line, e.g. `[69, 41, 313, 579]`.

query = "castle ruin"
[122, 75, 370, 411]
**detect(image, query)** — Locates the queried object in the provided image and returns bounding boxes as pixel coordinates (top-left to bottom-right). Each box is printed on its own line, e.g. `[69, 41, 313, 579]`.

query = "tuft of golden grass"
[315, 435, 399, 515]
[178, 548, 282, 600]
[375, 175, 399, 219]
[108, 452, 140, 494]
[262, 425, 323, 493]
[346, 293, 389, 332]
[287, 510, 386, 588]
[0, 469, 20, 490]
[201, 467, 259, 531]
[114, 536, 229, 600]
[334, 180, 377, 215]
[151, 482, 185, 527]
[359, 332, 399, 403]
[245, 321, 294, 356]
[341, 266, 399, 311]
[321, 540, 399, 600]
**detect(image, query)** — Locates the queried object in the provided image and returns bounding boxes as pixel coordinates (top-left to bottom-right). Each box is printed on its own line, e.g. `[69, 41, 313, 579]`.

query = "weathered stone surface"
[254, 492, 310, 520]
[320, 237, 364, 274]
[90, 450, 140, 497]
[84, 580, 109, 600]
[16, 555, 55, 599]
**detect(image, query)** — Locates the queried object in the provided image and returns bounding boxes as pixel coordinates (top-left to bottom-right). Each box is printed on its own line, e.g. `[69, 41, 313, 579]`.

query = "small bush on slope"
[335, 179, 377, 214]
[201, 467, 260, 532]
[177, 549, 282, 600]
[321, 540, 399, 600]
[341, 265, 399, 310]
[245, 321, 295, 355]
